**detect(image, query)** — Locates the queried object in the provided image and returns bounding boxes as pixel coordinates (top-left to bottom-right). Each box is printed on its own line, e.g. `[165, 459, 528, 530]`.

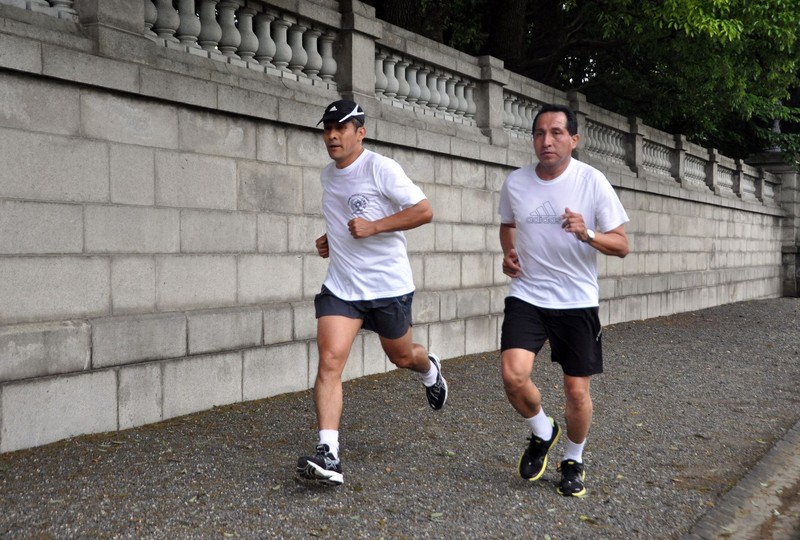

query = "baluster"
[395, 59, 410, 103]
[303, 27, 323, 80]
[153, 0, 180, 43]
[524, 102, 534, 135]
[319, 31, 337, 82]
[436, 72, 449, 112]
[405, 64, 420, 104]
[374, 50, 388, 96]
[426, 68, 440, 110]
[454, 80, 467, 117]
[50, 0, 78, 20]
[511, 99, 523, 133]
[176, 0, 201, 49]
[465, 84, 476, 119]
[503, 95, 513, 129]
[271, 16, 293, 71]
[197, 0, 222, 53]
[217, 0, 241, 59]
[416, 67, 430, 107]
[237, 4, 258, 62]
[445, 77, 457, 113]
[144, 0, 158, 38]
[254, 9, 277, 67]
[382, 55, 399, 98]
[287, 21, 308, 76]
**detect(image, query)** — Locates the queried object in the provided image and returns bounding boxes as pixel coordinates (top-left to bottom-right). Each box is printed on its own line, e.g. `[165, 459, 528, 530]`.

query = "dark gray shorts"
[500, 296, 603, 377]
[314, 285, 414, 340]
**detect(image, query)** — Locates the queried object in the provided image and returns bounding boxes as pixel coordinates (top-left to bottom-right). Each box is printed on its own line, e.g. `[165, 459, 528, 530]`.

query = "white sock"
[319, 429, 339, 459]
[421, 358, 438, 387]
[525, 408, 553, 440]
[562, 437, 585, 463]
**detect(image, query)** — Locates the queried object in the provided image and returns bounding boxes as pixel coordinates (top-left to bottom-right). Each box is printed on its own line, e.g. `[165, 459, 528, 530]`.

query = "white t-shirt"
[498, 158, 629, 308]
[321, 148, 426, 301]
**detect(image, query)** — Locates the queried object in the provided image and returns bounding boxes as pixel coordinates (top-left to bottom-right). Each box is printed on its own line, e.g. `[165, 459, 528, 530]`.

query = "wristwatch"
[583, 229, 595, 243]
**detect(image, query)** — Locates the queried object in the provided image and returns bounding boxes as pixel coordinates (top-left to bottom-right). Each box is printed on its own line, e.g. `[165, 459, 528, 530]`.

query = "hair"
[350, 118, 365, 129]
[532, 104, 578, 136]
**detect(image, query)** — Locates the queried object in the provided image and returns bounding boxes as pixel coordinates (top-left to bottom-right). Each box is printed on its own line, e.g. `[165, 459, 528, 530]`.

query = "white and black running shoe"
[297, 444, 343, 486]
[425, 353, 448, 410]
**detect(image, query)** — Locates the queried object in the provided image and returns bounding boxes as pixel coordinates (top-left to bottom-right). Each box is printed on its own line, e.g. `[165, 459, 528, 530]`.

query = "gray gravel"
[1, 297, 799, 539]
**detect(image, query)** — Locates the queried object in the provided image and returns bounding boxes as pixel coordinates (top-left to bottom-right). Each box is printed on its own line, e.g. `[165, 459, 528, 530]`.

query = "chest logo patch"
[526, 201, 560, 224]
[348, 194, 369, 215]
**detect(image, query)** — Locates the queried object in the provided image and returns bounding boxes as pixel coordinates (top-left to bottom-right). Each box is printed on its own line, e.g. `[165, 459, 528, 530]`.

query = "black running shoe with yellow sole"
[518, 418, 561, 481]
[557, 459, 587, 497]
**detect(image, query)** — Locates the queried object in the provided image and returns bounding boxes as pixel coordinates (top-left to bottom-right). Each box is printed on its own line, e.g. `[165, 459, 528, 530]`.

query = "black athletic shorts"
[500, 296, 603, 377]
[314, 285, 414, 340]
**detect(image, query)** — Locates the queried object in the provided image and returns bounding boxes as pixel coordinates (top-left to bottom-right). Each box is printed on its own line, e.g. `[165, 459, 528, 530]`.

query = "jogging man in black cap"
[296, 99, 448, 486]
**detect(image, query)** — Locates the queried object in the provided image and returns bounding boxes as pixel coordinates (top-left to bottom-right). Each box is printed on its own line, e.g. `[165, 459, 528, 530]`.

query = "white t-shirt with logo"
[321, 148, 426, 301]
[498, 158, 629, 309]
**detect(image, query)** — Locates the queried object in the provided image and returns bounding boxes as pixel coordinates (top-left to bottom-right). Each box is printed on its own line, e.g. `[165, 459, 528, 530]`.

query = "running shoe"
[557, 459, 587, 497]
[425, 353, 448, 410]
[297, 444, 343, 485]
[518, 417, 560, 481]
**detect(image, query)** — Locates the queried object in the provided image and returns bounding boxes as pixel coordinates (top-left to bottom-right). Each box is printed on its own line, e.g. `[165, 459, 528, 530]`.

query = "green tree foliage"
[364, 0, 800, 162]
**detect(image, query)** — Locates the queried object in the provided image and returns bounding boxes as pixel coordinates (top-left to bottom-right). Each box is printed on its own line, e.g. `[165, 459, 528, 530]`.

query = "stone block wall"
[0, 0, 789, 453]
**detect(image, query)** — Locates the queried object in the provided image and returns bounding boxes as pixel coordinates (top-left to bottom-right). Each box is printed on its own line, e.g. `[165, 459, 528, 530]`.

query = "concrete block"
[435, 222, 453, 251]
[434, 155, 453, 185]
[93, 313, 186, 368]
[85, 205, 180, 253]
[362, 332, 387, 376]
[44, 46, 139, 94]
[461, 253, 494, 287]
[452, 159, 486, 190]
[0, 128, 108, 202]
[140, 67, 217, 110]
[188, 307, 262, 355]
[0, 257, 110, 325]
[303, 168, 323, 215]
[465, 316, 495, 355]
[424, 253, 461, 289]
[342, 334, 365, 382]
[178, 109, 256, 159]
[162, 352, 243, 419]
[405, 222, 435, 252]
[238, 255, 303, 304]
[461, 189, 494, 224]
[439, 290, 458, 321]
[452, 224, 487, 252]
[0, 320, 90, 383]
[257, 214, 289, 253]
[412, 291, 439, 324]
[81, 91, 177, 148]
[288, 215, 326, 253]
[219, 85, 279, 123]
[286, 129, 328, 167]
[303, 255, 329, 299]
[0, 201, 82, 254]
[256, 123, 288, 164]
[263, 304, 294, 345]
[428, 320, 466, 359]
[0, 370, 117, 453]
[238, 162, 303, 214]
[0, 73, 79, 135]
[292, 301, 317, 341]
[456, 288, 491, 319]
[243, 343, 308, 400]
[118, 362, 162, 430]
[180, 210, 257, 253]
[0, 33, 42, 74]
[431, 185, 463, 223]
[155, 151, 237, 210]
[156, 255, 237, 311]
[110, 144, 155, 206]
[111, 256, 156, 314]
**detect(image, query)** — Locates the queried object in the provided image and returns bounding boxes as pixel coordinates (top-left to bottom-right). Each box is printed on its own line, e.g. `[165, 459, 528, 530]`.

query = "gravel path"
[1, 297, 799, 539]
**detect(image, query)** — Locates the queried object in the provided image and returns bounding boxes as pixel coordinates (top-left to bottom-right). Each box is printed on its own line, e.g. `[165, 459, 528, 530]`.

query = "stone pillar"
[74, 0, 154, 60]
[747, 151, 800, 296]
[337, 0, 383, 107]
[474, 55, 509, 146]
[629, 116, 645, 176]
[705, 149, 720, 194]
[673, 135, 688, 187]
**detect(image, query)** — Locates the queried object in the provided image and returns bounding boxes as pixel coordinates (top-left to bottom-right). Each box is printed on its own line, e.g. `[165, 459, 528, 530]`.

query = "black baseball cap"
[317, 99, 365, 126]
